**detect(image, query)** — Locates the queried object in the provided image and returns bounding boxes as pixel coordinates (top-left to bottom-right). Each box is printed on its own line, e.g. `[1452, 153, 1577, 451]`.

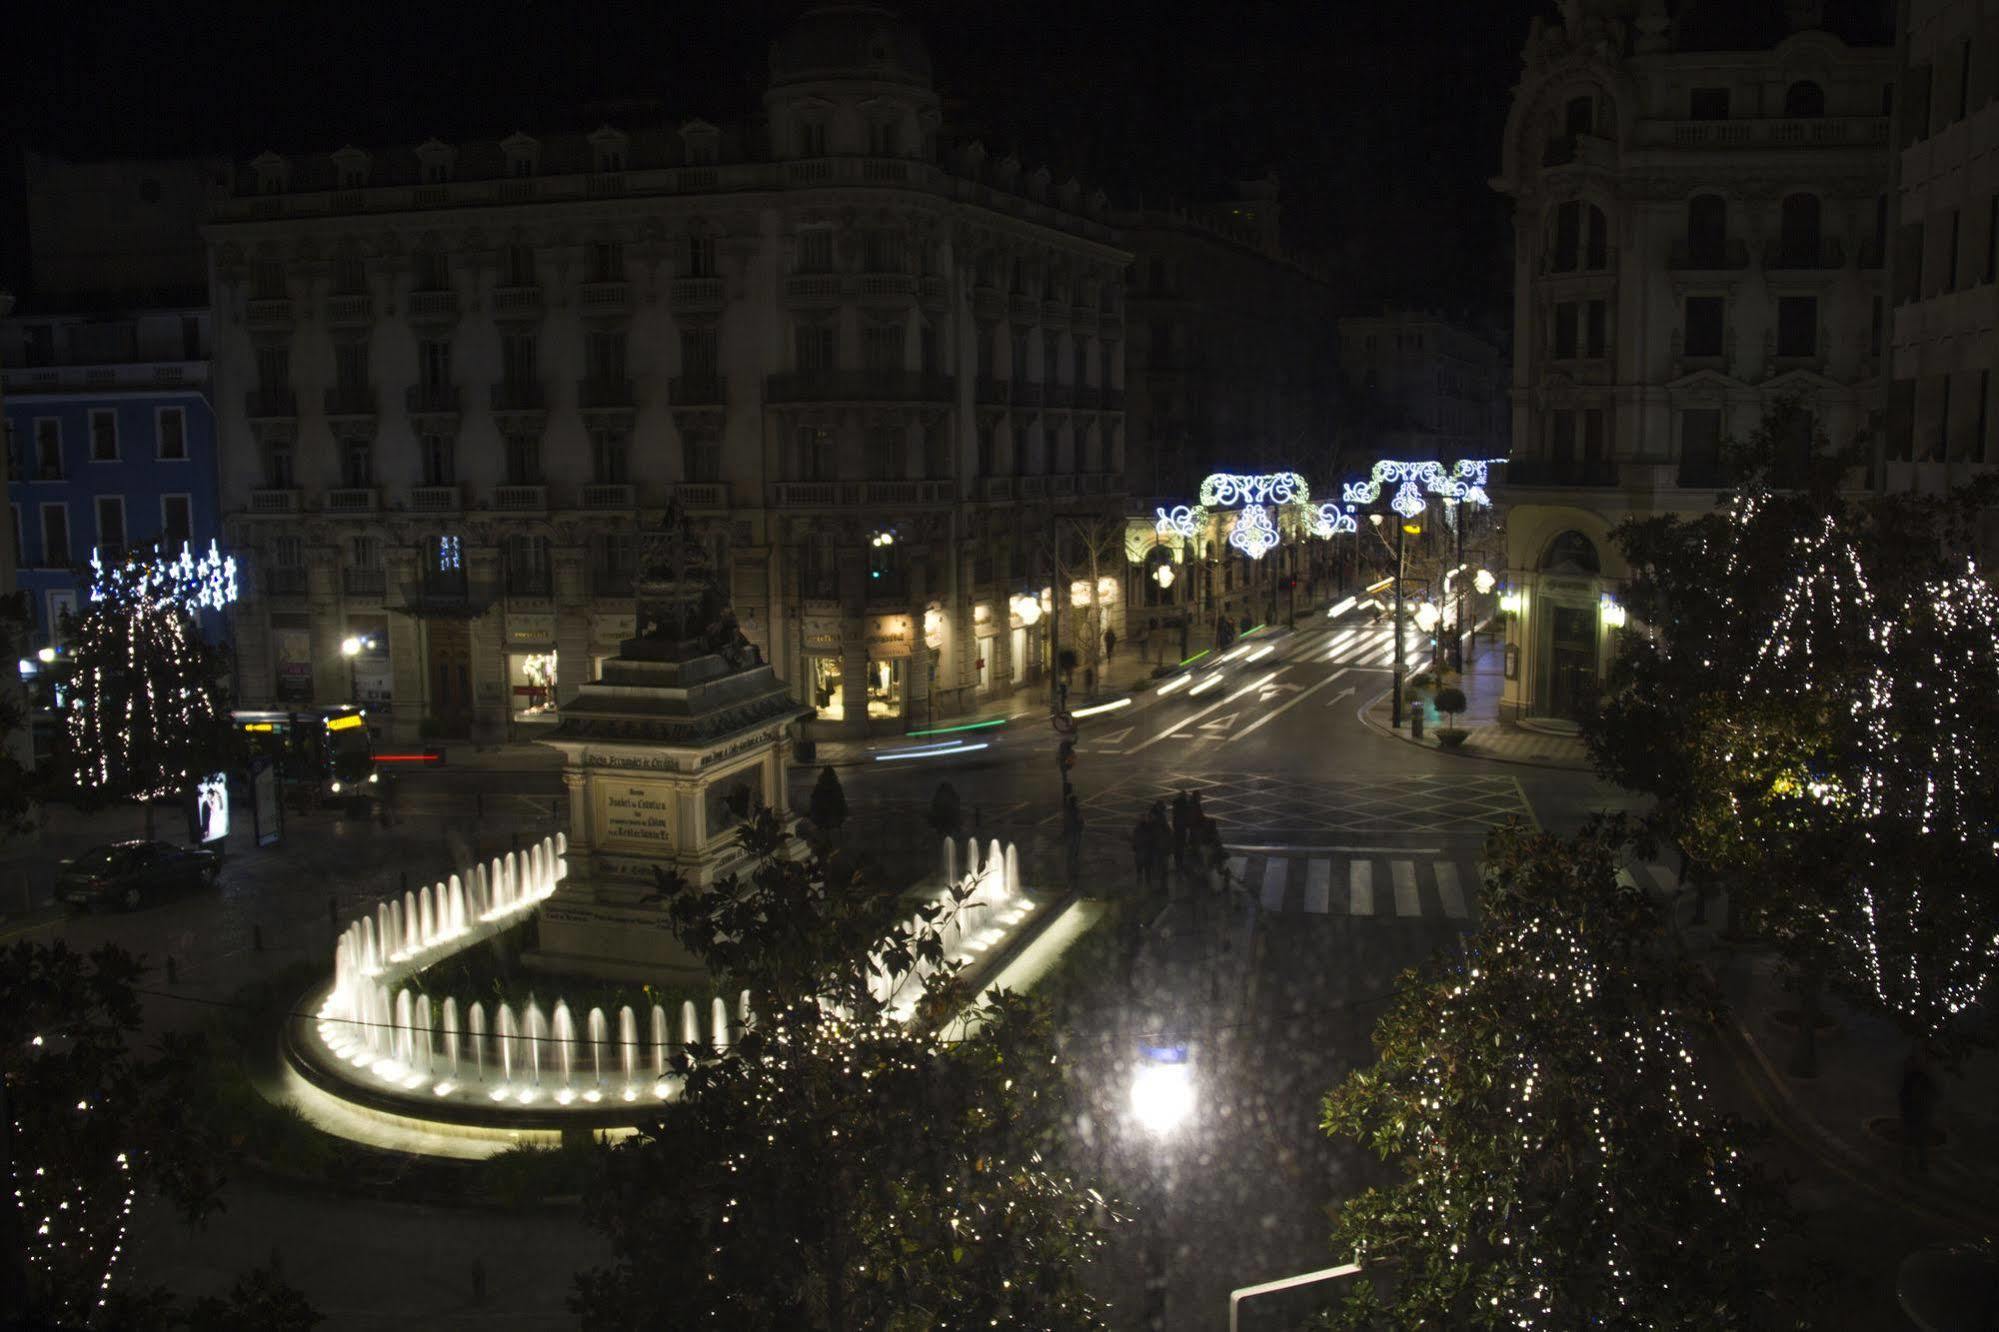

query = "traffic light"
[1058, 739, 1076, 772]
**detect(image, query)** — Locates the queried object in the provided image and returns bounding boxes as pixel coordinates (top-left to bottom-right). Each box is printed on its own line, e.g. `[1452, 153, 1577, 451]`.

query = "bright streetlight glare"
[341, 636, 363, 657]
[1130, 1059, 1194, 1135]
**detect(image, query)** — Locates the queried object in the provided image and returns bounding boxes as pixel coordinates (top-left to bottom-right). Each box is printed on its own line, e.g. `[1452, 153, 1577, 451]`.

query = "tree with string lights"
[62, 544, 236, 838]
[571, 811, 1114, 1331]
[1319, 819, 1789, 1329]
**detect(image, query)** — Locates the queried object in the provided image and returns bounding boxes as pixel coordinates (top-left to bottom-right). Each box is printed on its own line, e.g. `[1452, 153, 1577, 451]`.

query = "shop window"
[510, 650, 558, 719]
[865, 657, 904, 718]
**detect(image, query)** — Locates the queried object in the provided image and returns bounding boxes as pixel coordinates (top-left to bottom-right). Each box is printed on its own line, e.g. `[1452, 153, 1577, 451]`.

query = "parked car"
[57, 841, 222, 912]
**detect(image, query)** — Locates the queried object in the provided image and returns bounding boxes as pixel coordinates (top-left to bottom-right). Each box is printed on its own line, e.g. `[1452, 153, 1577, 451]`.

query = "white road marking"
[1261, 859, 1289, 911]
[1392, 860, 1420, 916]
[1434, 862, 1467, 919]
[1304, 859, 1332, 914]
[1227, 855, 1248, 889]
[1092, 727, 1133, 746]
[1226, 668, 1353, 745]
[1349, 860, 1374, 915]
[1124, 670, 1284, 755]
[1323, 687, 1356, 705]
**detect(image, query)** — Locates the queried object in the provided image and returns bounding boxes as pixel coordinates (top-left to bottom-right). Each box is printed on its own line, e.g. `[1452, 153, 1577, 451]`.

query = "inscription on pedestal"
[599, 781, 675, 850]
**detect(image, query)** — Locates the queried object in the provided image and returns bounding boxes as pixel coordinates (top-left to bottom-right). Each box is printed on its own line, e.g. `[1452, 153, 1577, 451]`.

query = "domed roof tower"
[764, 4, 940, 161]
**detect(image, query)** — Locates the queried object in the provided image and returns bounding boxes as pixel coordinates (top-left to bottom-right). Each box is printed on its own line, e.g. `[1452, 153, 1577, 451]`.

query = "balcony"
[674, 482, 728, 509]
[1540, 133, 1616, 170]
[1645, 115, 1889, 150]
[406, 384, 460, 416]
[409, 485, 461, 513]
[248, 488, 301, 515]
[670, 374, 726, 406]
[764, 370, 955, 403]
[975, 376, 1010, 406]
[1766, 237, 1845, 271]
[973, 284, 1003, 322]
[578, 281, 633, 315]
[1049, 475, 1076, 497]
[1019, 475, 1047, 499]
[246, 298, 295, 329]
[863, 480, 920, 505]
[864, 571, 911, 605]
[858, 272, 916, 303]
[325, 488, 379, 514]
[671, 277, 724, 310]
[1013, 382, 1046, 408]
[1074, 385, 1101, 410]
[1676, 458, 1733, 489]
[1499, 458, 1620, 487]
[1668, 238, 1751, 271]
[920, 274, 948, 310]
[506, 567, 553, 598]
[407, 289, 459, 322]
[580, 483, 635, 510]
[323, 385, 376, 419]
[578, 378, 633, 410]
[493, 484, 548, 513]
[492, 285, 543, 319]
[266, 567, 308, 597]
[490, 381, 545, 411]
[342, 567, 387, 597]
[246, 388, 297, 420]
[981, 477, 1014, 501]
[783, 273, 843, 306]
[772, 482, 840, 507]
[1042, 383, 1071, 409]
[1102, 387, 1124, 411]
[325, 293, 373, 325]
[1008, 292, 1038, 323]
[1041, 299, 1069, 328]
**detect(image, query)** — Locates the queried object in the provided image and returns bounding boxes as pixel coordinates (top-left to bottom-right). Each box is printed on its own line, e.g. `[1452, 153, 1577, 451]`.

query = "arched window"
[1565, 95, 1595, 136]
[1687, 194, 1727, 266]
[1540, 530, 1601, 575]
[1784, 81, 1825, 117]
[1550, 200, 1612, 272]
[1779, 194, 1822, 267]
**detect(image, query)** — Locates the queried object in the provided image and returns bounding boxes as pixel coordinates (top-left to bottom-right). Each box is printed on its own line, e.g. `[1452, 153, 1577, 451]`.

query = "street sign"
[1052, 711, 1077, 736]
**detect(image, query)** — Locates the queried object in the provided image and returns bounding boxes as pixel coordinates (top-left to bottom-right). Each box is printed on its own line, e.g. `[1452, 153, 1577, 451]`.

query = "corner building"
[209, 4, 1129, 742]
[1492, 0, 1892, 722]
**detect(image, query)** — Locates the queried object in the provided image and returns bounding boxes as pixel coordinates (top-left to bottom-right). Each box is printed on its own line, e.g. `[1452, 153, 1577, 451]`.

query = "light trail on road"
[1125, 670, 1284, 755]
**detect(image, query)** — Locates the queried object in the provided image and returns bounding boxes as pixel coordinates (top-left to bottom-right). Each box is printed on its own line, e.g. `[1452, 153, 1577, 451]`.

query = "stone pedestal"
[532, 638, 807, 985]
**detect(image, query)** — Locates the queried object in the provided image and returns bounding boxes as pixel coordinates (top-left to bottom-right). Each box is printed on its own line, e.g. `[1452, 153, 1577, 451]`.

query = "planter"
[1437, 728, 1469, 749]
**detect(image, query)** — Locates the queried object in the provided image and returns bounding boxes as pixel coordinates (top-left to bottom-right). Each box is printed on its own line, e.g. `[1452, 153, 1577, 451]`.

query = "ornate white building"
[208, 4, 1129, 741]
[1491, 0, 1892, 721]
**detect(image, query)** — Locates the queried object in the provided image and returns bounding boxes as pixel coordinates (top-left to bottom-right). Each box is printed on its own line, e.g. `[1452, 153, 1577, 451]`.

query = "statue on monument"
[631, 499, 763, 670]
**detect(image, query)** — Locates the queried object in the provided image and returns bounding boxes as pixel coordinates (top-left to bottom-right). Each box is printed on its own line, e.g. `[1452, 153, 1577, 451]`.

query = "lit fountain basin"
[287, 832, 1057, 1133]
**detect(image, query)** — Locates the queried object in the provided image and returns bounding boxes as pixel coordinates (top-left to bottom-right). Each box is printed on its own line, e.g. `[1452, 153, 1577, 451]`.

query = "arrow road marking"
[1124, 670, 1285, 756]
[1257, 681, 1303, 703]
[1196, 713, 1239, 733]
[1224, 668, 1352, 745]
[1092, 727, 1133, 746]
[1323, 687, 1356, 706]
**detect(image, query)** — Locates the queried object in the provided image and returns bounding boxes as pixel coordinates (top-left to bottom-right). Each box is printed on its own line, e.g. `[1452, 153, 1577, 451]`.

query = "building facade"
[1336, 311, 1508, 463]
[1885, 0, 1999, 484]
[207, 5, 1129, 742]
[1492, 1, 1893, 721]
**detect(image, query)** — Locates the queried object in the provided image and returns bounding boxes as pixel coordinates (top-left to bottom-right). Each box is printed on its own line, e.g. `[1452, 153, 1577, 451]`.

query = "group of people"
[1129, 789, 1229, 897]
[1213, 614, 1256, 651]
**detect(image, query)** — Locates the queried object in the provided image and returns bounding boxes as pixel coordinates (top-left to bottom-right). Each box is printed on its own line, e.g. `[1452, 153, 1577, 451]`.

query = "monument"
[534, 501, 808, 982]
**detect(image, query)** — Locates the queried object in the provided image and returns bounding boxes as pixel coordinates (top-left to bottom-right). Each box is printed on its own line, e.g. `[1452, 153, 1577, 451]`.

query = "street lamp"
[1393, 519, 1419, 729]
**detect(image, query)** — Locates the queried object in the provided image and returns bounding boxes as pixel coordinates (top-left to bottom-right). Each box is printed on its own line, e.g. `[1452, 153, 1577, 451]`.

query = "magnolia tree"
[572, 812, 1114, 1330]
[1320, 820, 1788, 1329]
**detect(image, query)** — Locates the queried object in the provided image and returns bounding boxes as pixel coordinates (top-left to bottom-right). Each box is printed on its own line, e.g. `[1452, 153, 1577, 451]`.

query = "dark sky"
[10, 0, 1546, 321]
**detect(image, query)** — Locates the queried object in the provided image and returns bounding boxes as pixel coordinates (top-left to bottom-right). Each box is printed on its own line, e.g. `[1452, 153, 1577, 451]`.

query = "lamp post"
[1447, 496, 1469, 673]
[1392, 518, 1411, 730]
[341, 634, 363, 704]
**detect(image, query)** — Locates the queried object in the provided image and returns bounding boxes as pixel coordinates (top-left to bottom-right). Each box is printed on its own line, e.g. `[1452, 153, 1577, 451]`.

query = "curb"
[1352, 683, 1595, 775]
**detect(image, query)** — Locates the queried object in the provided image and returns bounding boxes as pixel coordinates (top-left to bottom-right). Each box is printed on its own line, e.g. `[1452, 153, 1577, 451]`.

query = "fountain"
[468, 1002, 486, 1082]
[650, 1005, 668, 1080]
[442, 998, 460, 1079]
[618, 1006, 638, 1094]
[524, 1000, 549, 1088]
[551, 1001, 576, 1091]
[497, 1003, 518, 1084]
[588, 1008, 609, 1088]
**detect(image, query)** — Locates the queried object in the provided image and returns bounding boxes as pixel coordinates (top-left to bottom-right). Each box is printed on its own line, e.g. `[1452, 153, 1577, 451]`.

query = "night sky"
[10, 0, 1547, 321]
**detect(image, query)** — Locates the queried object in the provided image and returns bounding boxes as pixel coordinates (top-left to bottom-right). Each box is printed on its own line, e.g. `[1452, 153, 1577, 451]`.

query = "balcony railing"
[1499, 458, 1620, 487]
[764, 370, 954, 403]
[492, 286, 543, 318]
[324, 385, 376, 417]
[409, 485, 461, 513]
[266, 567, 308, 597]
[491, 381, 545, 411]
[772, 481, 840, 507]
[670, 374, 726, 405]
[858, 273, 916, 302]
[246, 298, 295, 329]
[246, 388, 297, 419]
[343, 568, 387, 597]
[248, 488, 300, 515]
[580, 483, 634, 509]
[783, 273, 843, 304]
[864, 480, 919, 504]
[325, 488, 378, 514]
[674, 482, 728, 509]
[982, 477, 1014, 501]
[1646, 115, 1889, 150]
[325, 293, 372, 324]
[578, 281, 632, 314]
[493, 484, 547, 512]
[579, 378, 633, 409]
[975, 376, 1010, 406]
[1668, 238, 1750, 271]
[1008, 293, 1038, 323]
[406, 384, 460, 415]
[671, 277, 724, 310]
[407, 289, 459, 322]
[1766, 237, 1845, 271]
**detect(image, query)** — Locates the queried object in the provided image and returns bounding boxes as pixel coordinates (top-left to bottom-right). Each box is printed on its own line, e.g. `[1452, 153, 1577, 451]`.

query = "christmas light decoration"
[1199, 470, 1308, 507]
[1229, 504, 1280, 560]
[1310, 503, 1359, 537]
[87, 540, 237, 613]
[1153, 504, 1202, 539]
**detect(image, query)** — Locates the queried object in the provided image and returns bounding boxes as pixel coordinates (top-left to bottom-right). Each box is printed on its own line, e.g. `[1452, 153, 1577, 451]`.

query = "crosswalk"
[1310, 620, 1434, 670]
[1223, 851, 1689, 924]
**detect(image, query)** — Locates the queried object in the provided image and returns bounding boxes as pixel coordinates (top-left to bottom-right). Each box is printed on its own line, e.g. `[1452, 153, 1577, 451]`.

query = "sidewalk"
[1359, 636, 1593, 772]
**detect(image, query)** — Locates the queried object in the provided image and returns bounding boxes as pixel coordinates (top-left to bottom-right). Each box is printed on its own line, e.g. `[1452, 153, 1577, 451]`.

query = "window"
[343, 438, 373, 488]
[25, 326, 53, 366]
[418, 339, 451, 388]
[864, 230, 903, 272]
[1553, 302, 1579, 358]
[1582, 408, 1607, 461]
[592, 242, 624, 284]
[94, 497, 125, 555]
[869, 120, 898, 156]
[41, 505, 69, 567]
[796, 323, 836, 372]
[1871, 296, 1883, 357]
[863, 322, 902, 372]
[1043, 337, 1059, 384]
[683, 429, 721, 483]
[1564, 95, 1594, 136]
[586, 329, 626, 383]
[976, 324, 994, 377]
[10, 505, 20, 569]
[1948, 209, 1963, 289]
[798, 425, 837, 481]
[1074, 339, 1089, 387]
[1784, 80, 1825, 117]
[597, 145, 625, 173]
[161, 495, 192, 548]
[1585, 300, 1606, 358]
[1011, 330, 1029, 380]
[1779, 193, 1821, 266]
[505, 433, 541, 485]
[329, 344, 368, 397]
[1777, 296, 1818, 357]
[1685, 296, 1724, 357]
[919, 323, 939, 375]
[1690, 86, 1730, 120]
[687, 234, 715, 278]
[414, 249, 449, 291]
[502, 333, 537, 387]
[681, 326, 719, 381]
[506, 535, 550, 595]
[422, 160, 450, 185]
[156, 407, 186, 460]
[799, 121, 827, 156]
[593, 429, 629, 484]
[1988, 193, 1999, 283]
[267, 441, 294, 488]
[977, 420, 996, 475]
[89, 409, 118, 461]
[510, 153, 534, 178]
[1549, 409, 1576, 462]
[798, 229, 834, 272]
[504, 244, 536, 288]
[1681, 409, 1723, 477]
[334, 252, 366, 295]
[868, 424, 905, 479]
[256, 343, 290, 392]
[1687, 194, 1727, 264]
[421, 433, 454, 486]
[253, 260, 286, 301]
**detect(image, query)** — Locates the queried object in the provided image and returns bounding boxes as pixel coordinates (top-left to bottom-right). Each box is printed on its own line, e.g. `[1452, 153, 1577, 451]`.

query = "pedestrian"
[1146, 801, 1172, 895]
[1200, 817, 1228, 896]
[1104, 627, 1118, 662]
[1170, 791, 1191, 870]
[1899, 1048, 1940, 1176]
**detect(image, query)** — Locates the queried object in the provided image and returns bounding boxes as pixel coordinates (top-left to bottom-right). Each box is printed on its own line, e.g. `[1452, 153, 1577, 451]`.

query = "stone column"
[563, 769, 593, 857]
[554, 546, 591, 703]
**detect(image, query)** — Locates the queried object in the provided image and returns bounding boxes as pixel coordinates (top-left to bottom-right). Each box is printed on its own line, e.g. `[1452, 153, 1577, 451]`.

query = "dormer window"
[511, 156, 533, 178]
[501, 133, 540, 178]
[341, 165, 366, 189]
[251, 152, 288, 195]
[590, 127, 630, 174]
[415, 140, 456, 186]
[423, 161, 451, 185]
[679, 120, 721, 167]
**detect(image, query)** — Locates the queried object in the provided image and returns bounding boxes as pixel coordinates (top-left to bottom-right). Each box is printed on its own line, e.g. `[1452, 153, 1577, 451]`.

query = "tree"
[1050, 511, 1125, 687]
[1320, 819, 1788, 1329]
[63, 547, 234, 837]
[0, 941, 226, 1324]
[1431, 685, 1466, 740]
[807, 765, 848, 836]
[578, 814, 1114, 1330]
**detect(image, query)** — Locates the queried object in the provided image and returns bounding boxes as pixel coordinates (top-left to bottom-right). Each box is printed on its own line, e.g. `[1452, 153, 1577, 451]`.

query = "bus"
[232, 705, 378, 809]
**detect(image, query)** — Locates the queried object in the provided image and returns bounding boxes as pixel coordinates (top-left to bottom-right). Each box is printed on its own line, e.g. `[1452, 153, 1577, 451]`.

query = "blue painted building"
[2, 306, 220, 647]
